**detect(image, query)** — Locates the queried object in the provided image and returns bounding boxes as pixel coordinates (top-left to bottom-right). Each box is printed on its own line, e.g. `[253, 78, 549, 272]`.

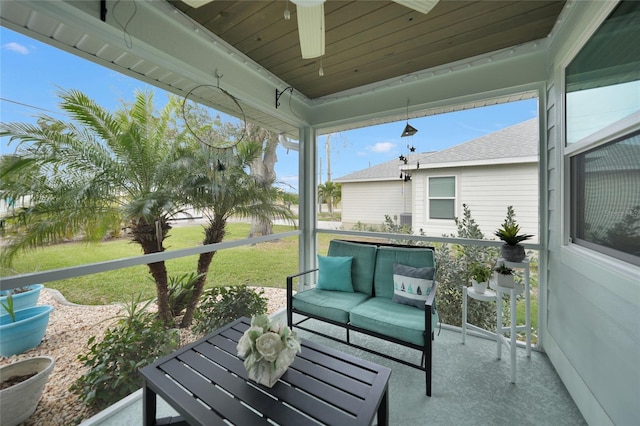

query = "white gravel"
[0, 287, 288, 425]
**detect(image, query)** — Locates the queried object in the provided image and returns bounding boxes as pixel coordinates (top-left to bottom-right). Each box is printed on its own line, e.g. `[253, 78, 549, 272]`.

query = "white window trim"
[427, 175, 457, 221]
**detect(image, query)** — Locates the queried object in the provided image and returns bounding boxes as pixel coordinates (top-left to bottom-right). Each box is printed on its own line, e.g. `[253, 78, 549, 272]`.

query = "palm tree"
[245, 122, 280, 238]
[177, 139, 296, 327]
[318, 181, 341, 217]
[0, 89, 185, 324]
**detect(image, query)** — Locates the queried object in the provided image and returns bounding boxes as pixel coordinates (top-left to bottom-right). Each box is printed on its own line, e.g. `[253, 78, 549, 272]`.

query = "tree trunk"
[249, 218, 273, 237]
[248, 125, 278, 238]
[180, 216, 227, 328]
[131, 217, 172, 326]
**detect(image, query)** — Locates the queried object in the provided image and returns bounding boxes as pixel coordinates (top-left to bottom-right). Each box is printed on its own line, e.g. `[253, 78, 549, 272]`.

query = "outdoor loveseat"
[286, 239, 439, 396]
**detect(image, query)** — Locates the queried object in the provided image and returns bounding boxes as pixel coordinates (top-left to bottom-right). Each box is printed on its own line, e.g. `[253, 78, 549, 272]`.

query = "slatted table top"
[140, 317, 391, 426]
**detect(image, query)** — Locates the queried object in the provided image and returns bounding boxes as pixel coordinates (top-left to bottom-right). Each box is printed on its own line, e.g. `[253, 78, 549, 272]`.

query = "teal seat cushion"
[327, 240, 378, 296]
[374, 246, 436, 299]
[317, 255, 354, 292]
[292, 288, 370, 324]
[349, 297, 438, 346]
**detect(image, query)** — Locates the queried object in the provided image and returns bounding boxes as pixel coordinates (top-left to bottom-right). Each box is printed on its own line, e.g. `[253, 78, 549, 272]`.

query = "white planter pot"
[494, 272, 515, 288]
[471, 279, 488, 294]
[0, 356, 55, 426]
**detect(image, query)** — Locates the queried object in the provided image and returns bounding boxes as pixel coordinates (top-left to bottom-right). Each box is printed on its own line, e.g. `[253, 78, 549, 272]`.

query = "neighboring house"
[336, 118, 539, 242]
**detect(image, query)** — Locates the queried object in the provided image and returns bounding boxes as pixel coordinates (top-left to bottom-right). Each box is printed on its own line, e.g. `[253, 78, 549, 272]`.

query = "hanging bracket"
[275, 86, 293, 109]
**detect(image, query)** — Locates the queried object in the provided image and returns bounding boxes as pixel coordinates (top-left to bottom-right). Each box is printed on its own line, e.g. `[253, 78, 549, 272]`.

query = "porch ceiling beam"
[309, 41, 548, 133]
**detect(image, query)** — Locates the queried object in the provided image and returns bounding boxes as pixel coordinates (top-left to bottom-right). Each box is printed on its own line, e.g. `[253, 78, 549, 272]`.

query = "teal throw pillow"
[392, 263, 435, 309]
[317, 255, 354, 292]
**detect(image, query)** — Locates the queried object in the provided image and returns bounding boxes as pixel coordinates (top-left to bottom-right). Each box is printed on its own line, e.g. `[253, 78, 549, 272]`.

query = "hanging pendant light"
[284, 0, 291, 20]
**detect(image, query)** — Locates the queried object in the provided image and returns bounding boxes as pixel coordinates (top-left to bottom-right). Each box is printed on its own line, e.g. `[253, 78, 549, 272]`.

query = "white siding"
[340, 181, 411, 229]
[543, 2, 640, 425]
[412, 163, 539, 241]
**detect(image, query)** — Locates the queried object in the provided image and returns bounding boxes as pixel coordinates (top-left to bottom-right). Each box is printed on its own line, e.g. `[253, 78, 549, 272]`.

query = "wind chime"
[399, 99, 419, 182]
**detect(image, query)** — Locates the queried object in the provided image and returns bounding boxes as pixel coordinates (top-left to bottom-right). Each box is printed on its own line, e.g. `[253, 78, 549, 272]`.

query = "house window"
[428, 176, 455, 219]
[570, 133, 640, 266]
[565, 1, 639, 145]
[566, 1, 640, 266]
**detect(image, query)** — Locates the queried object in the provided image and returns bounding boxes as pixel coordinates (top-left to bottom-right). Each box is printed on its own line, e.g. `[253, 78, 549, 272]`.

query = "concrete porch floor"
[82, 313, 585, 426]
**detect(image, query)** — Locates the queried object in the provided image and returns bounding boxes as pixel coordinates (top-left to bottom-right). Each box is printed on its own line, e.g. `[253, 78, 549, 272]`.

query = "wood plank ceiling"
[170, 0, 567, 99]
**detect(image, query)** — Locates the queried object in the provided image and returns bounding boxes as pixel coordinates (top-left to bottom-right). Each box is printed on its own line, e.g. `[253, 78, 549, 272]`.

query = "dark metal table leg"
[143, 384, 157, 426]
[377, 384, 389, 426]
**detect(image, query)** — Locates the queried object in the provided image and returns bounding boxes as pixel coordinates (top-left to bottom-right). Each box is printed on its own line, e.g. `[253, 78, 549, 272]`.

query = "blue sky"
[1, 27, 538, 192]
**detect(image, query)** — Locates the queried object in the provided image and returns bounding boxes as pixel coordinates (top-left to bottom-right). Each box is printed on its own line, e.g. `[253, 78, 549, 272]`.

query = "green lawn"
[2, 224, 325, 305]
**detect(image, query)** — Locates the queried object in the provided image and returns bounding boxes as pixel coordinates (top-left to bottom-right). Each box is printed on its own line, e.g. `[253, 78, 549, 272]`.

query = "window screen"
[571, 132, 640, 265]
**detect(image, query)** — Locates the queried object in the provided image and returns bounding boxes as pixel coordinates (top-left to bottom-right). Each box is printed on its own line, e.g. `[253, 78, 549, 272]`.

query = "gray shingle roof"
[336, 118, 538, 182]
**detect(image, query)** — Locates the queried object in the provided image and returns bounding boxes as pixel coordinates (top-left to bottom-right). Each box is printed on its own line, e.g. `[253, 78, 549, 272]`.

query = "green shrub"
[70, 295, 179, 409]
[192, 285, 268, 336]
[435, 204, 499, 329]
[351, 221, 381, 232]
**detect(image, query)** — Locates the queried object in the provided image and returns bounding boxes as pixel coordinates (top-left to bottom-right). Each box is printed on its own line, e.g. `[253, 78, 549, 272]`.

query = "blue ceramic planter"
[0, 305, 54, 357]
[0, 284, 44, 314]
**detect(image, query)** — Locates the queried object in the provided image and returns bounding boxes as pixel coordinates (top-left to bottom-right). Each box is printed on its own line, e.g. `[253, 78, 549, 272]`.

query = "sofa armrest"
[423, 280, 438, 310]
[286, 269, 318, 326]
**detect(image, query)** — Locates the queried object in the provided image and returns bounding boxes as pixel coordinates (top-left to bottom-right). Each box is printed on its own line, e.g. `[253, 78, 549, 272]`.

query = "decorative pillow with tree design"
[392, 263, 435, 309]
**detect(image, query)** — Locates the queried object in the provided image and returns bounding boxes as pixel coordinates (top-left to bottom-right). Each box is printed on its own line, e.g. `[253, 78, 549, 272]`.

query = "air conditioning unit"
[399, 213, 412, 227]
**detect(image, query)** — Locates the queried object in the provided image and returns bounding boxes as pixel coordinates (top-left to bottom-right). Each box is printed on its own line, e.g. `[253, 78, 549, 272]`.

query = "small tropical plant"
[70, 294, 179, 408]
[470, 263, 491, 283]
[494, 206, 533, 246]
[166, 272, 204, 317]
[0, 295, 16, 322]
[192, 285, 268, 336]
[494, 264, 514, 275]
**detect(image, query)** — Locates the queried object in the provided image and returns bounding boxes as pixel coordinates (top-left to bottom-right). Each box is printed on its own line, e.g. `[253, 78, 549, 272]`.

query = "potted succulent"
[469, 262, 491, 294]
[0, 284, 44, 314]
[493, 264, 515, 288]
[0, 296, 54, 357]
[0, 356, 55, 426]
[494, 206, 533, 262]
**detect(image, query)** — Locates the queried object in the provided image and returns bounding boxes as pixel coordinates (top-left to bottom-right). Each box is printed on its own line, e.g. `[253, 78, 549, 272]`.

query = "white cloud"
[370, 142, 395, 153]
[2, 42, 30, 55]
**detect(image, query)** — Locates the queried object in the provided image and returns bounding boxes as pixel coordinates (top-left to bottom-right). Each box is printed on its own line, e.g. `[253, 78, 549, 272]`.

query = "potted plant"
[493, 264, 515, 288]
[470, 262, 491, 294]
[0, 296, 54, 357]
[494, 206, 533, 262]
[0, 356, 55, 426]
[0, 284, 44, 314]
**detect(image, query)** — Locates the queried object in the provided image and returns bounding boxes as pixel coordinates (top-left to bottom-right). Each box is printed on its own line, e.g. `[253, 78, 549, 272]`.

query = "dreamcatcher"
[181, 72, 247, 150]
[181, 73, 247, 177]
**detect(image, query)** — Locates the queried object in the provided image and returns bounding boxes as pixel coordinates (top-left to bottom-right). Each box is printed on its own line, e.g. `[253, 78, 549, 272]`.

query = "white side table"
[461, 286, 497, 345]
[462, 258, 532, 384]
[492, 258, 532, 383]
[497, 258, 532, 357]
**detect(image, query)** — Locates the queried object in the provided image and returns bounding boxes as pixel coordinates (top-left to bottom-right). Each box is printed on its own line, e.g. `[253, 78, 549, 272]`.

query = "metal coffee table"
[140, 317, 391, 425]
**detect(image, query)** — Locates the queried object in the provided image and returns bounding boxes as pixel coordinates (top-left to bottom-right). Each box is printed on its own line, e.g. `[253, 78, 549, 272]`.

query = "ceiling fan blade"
[393, 0, 439, 14]
[292, 0, 325, 59]
[182, 0, 214, 8]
